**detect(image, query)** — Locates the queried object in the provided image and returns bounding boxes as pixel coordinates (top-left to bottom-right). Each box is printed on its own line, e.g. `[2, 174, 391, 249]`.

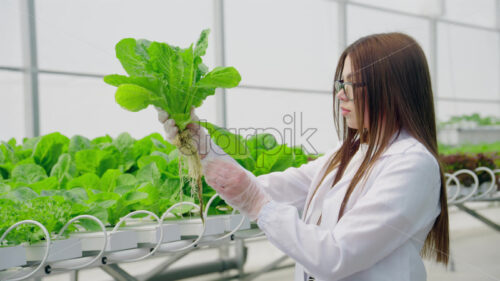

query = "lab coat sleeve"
[257, 151, 441, 281]
[203, 139, 338, 210]
[255, 148, 337, 210]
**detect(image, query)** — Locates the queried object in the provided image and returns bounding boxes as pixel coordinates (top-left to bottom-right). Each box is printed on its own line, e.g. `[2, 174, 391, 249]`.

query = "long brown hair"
[317, 32, 449, 264]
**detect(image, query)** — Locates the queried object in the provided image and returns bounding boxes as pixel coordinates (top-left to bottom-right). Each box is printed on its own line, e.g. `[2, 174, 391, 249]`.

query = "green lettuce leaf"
[11, 163, 47, 184]
[197, 121, 250, 159]
[33, 132, 69, 174]
[104, 29, 241, 131]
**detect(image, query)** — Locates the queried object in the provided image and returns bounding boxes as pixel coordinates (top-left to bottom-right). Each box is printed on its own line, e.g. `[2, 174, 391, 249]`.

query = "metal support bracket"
[100, 264, 139, 281]
[455, 203, 500, 232]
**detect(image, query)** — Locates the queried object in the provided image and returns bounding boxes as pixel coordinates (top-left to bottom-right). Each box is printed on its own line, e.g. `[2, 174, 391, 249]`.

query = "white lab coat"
[255, 129, 441, 281]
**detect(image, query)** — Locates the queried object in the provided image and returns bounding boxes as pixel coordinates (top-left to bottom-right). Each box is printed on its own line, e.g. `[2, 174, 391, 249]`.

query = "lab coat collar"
[357, 129, 416, 159]
[379, 128, 417, 157]
[302, 129, 418, 221]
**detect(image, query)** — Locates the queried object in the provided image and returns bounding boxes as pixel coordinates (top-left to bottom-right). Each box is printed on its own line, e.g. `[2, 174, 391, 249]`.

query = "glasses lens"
[344, 84, 353, 100]
[334, 81, 341, 93]
[334, 81, 353, 100]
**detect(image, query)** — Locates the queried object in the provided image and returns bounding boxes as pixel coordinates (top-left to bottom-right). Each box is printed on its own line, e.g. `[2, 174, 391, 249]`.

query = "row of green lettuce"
[0, 130, 313, 246]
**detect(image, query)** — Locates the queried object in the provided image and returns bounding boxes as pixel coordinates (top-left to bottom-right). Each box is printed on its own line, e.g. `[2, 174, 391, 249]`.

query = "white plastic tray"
[224, 214, 251, 232]
[0, 245, 27, 270]
[26, 238, 82, 263]
[125, 223, 181, 244]
[172, 216, 226, 237]
[71, 230, 137, 252]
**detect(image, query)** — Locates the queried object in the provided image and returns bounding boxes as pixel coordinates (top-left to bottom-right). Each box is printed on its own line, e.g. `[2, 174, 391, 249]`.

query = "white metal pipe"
[497, 0, 500, 113]
[497, 0, 500, 28]
[20, 0, 40, 138]
[429, 19, 439, 119]
[213, 0, 228, 128]
[337, 0, 348, 56]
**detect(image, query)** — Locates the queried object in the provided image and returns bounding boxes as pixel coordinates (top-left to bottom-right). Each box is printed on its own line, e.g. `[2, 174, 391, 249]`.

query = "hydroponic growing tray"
[0, 211, 253, 281]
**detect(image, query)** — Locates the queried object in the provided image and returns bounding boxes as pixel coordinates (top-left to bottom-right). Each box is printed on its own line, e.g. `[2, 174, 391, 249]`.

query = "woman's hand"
[156, 107, 210, 159]
[204, 159, 271, 221]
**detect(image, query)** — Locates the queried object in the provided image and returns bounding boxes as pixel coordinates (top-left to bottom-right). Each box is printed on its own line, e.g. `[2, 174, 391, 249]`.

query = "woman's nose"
[336, 89, 348, 101]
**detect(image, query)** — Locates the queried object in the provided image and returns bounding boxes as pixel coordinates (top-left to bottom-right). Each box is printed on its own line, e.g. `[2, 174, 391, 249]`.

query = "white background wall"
[1, 0, 499, 153]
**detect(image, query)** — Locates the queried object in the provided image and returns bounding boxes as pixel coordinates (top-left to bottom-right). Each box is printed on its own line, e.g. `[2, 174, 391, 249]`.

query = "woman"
[158, 32, 449, 281]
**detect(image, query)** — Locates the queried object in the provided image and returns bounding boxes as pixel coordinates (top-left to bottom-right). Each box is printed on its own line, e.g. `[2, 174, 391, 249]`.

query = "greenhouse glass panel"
[0, 71, 25, 141]
[38, 74, 217, 139]
[0, 0, 23, 67]
[226, 88, 337, 154]
[224, 0, 338, 91]
[437, 23, 499, 101]
[347, 5, 431, 56]
[36, 0, 214, 74]
[442, 0, 496, 28]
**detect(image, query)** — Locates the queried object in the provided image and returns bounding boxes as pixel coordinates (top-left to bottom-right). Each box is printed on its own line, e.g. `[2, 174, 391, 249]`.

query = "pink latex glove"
[203, 159, 271, 221]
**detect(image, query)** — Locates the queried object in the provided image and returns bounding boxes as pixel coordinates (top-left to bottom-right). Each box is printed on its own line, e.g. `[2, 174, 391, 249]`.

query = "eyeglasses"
[334, 80, 364, 101]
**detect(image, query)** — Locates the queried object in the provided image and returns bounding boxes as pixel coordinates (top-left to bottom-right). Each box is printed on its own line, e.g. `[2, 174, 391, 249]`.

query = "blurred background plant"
[438, 137, 499, 188]
[438, 113, 500, 130]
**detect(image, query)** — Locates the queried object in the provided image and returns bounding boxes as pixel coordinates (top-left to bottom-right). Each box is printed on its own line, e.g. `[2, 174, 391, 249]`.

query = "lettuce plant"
[198, 122, 311, 175]
[0, 131, 315, 246]
[104, 29, 241, 220]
